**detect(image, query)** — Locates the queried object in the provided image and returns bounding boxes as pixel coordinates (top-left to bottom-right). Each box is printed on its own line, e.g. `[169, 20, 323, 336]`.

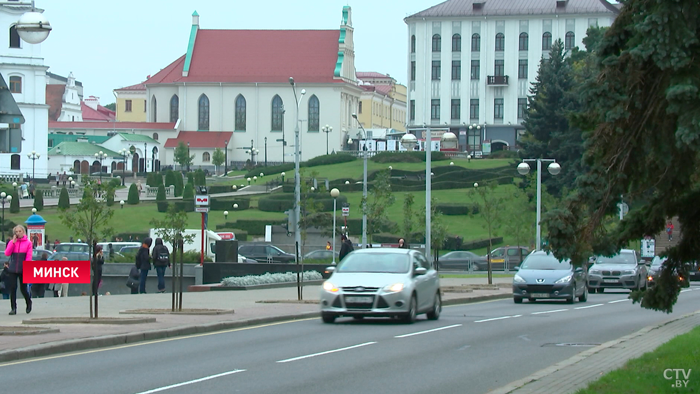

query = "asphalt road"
[3, 285, 699, 394]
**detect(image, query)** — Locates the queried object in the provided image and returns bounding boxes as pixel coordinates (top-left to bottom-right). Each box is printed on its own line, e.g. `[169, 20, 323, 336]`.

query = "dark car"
[512, 251, 588, 304]
[238, 243, 295, 264]
[490, 246, 530, 271]
[437, 251, 487, 271]
[647, 257, 692, 288]
[690, 261, 700, 281]
[119, 246, 140, 256]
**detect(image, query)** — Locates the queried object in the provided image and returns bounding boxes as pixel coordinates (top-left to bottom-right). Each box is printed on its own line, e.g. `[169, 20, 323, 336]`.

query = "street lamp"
[281, 172, 285, 183]
[468, 123, 481, 156]
[330, 188, 340, 264]
[12, 182, 17, 190]
[517, 160, 561, 250]
[290, 77, 307, 260]
[322, 125, 333, 155]
[224, 140, 228, 176]
[143, 143, 147, 173]
[1, 192, 12, 242]
[352, 113, 368, 249]
[224, 210, 229, 220]
[15, 4, 52, 45]
[94, 151, 107, 183]
[27, 151, 39, 180]
[32, 208, 36, 214]
[264, 137, 268, 167]
[120, 148, 130, 186]
[187, 142, 191, 172]
[233, 203, 238, 209]
[401, 131, 432, 257]
[120, 200, 125, 209]
[68, 177, 73, 189]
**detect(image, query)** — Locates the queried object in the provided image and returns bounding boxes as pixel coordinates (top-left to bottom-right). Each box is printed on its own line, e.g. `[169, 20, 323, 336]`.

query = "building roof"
[46, 84, 65, 121]
[114, 81, 147, 91]
[81, 102, 116, 122]
[49, 134, 110, 146]
[46, 72, 83, 87]
[356, 72, 390, 79]
[406, 0, 619, 19]
[48, 142, 122, 158]
[163, 131, 233, 149]
[48, 121, 177, 130]
[361, 84, 393, 97]
[117, 133, 159, 143]
[146, 29, 343, 85]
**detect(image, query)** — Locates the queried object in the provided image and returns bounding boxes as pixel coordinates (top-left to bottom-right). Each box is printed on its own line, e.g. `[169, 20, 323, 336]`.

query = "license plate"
[345, 296, 373, 304]
[604, 279, 619, 283]
[531, 293, 550, 298]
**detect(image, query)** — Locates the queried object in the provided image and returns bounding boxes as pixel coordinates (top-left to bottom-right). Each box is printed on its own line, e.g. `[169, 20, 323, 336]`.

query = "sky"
[40, 0, 440, 105]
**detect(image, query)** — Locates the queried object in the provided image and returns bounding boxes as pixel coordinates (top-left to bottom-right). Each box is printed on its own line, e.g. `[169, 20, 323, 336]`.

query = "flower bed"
[221, 271, 323, 287]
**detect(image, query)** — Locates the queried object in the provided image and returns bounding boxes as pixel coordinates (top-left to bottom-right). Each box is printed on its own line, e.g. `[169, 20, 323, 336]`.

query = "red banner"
[23, 261, 91, 284]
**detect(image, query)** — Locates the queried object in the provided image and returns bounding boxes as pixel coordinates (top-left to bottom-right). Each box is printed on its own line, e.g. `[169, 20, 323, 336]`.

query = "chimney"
[83, 96, 99, 110]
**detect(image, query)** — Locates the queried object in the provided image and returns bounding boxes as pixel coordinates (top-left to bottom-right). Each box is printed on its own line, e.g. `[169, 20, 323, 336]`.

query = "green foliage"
[165, 170, 176, 189]
[33, 189, 44, 211]
[488, 150, 519, 159]
[105, 187, 115, 206]
[127, 183, 140, 205]
[157, 202, 169, 212]
[174, 141, 194, 169]
[194, 169, 206, 186]
[243, 154, 355, 178]
[187, 172, 194, 184]
[363, 170, 397, 244]
[183, 183, 194, 200]
[58, 187, 70, 210]
[402, 194, 415, 240]
[371, 151, 447, 163]
[174, 172, 183, 197]
[209, 197, 250, 211]
[214, 219, 284, 235]
[434, 203, 480, 215]
[174, 200, 194, 212]
[258, 193, 347, 212]
[212, 148, 225, 170]
[299, 170, 326, 250]
[9, 190, 19, 213]
[470, 181, 505, 283]
[156, 184, 166, 202]
[146, 173, 154, 187]
[502, 187, 534, 250]
[416, 197, 449, 256]
[461, 237, 504, 250]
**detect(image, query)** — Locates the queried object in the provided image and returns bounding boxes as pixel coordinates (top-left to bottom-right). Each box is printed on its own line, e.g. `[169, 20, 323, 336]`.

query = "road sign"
[342, 207, 350, 217]
[195, 195, 209, 206]
[641, 238, 655, 258]
[195, 207, 209, 213]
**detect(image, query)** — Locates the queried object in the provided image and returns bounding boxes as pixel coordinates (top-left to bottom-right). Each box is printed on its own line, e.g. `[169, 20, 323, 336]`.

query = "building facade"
[405, 0, 618, 154]
[356, 72, 408, 132]
[114, 81, 147, 122]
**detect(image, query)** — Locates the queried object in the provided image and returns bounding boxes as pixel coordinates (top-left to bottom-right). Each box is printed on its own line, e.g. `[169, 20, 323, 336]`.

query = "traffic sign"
[195, 207, 209, 213]
[195, 195, 209, 206]
[342, 207, 350, 217]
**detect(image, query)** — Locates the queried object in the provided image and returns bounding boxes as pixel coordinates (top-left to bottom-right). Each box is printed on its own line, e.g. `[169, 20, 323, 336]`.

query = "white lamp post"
[517, 160, 561, 250]
[15, 5, 52, 45]
[224, 210, 229, 220]
[330, 188, 340, 264]
[290, 77, 306, 261]
[352, 112, 368, 248]
[119, 200, 125, 209]
[401, 132, 431, 257]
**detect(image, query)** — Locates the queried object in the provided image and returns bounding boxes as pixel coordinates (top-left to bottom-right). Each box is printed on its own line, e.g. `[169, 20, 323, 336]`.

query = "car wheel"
[321, 313, 336, 324]
[579, 286, 588, 302]
[566, 286, 575, 304]
[513, 297, 523, 304]
[427, 292, 441, 320]
[472, 264, 481, 272]
[403, 295, 417, 324]
[597, 288, 605, 293]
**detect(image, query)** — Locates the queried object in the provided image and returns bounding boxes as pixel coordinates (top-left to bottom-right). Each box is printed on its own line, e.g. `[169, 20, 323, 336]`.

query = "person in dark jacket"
[127, 265, 140, 294]
[1, 262, 9, 300]
[92, 245, 105, 296]
[135, 237, 152, 294]
[152, 238, 170, 293]
[338, 235, 354, 262]
[398, 238, 410, 249]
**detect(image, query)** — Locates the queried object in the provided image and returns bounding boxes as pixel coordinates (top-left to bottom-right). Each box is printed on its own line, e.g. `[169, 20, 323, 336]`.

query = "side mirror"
[325, 266, 336, 273]
[513, 266, 520, 271]
[415, 267, 427, 276]
[575, 267, 583, 273]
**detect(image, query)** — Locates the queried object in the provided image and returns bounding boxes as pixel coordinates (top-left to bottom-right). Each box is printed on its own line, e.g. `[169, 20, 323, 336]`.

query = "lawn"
[574, 325, 700, 393]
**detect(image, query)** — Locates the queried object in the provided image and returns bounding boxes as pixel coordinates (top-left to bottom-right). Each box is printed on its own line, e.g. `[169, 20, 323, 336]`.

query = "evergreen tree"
[165, 170, 176, 188]
[195, 169, 206, 186]
[33, 189, 44, 211]
[127, 183, 140, 205]
[174, 172, 184, 197]
[187, 172, 194, 185]
[9, 191, 19, 213]
[146, 173, 154, 187]
[212, 148, 225, 174]
[156, 184, 166, 202]
[183, 183, 194, 200]
[58, 187, 70, 210]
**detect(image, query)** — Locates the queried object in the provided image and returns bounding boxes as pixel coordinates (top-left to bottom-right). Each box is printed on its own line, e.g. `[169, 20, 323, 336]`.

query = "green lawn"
[575, 325, 700, 393]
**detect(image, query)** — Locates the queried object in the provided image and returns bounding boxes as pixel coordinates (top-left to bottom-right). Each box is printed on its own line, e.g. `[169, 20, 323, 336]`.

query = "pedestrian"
[29, 181, 35, 198]
[398, 238, 410, 249]
[135, 237, 152, 293]
[152, 238, 170, 293]
[92, 245, 105, 296]
[339, 234, 354, 262]
[326, 241, 332, 251]
[1, 262, 9, 300]
[30, 252, 49, 298]
[666, 221, 674, 241]
[4, 225, 33, 315]
[127, 265, 140, 294]
[58, 257, 70, 297]
[62, 171, 67, 187]
[56, 172, 60, 187]
[108, 243, 115, 260]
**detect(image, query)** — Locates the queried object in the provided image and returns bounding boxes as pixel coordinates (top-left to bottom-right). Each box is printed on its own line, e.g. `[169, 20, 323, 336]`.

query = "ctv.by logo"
[664, 369, 691, 388]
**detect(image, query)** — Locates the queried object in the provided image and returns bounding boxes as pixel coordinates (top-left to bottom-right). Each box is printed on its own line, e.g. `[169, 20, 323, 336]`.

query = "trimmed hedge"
[214, 219, 284, 235]
[58, 187, 70, 209]
[183, 183, 194, 199]
[461, 237, 504, 250]
[174, 199, 194, 212]
[157, 201, 169, 212]
[207, 185, 237, 194]
[371, 151, 447, 163]
[434, 203, 479, 215]
[258, 194, 348, 212]
[127, 183, 140, 205]
[33, 190, 44, 211]
[244, 153, 355, 178]
[210, 197, 250, 211]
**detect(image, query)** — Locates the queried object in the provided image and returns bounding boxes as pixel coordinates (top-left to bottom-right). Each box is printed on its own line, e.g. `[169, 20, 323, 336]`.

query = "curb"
[443, 293, 511, 306]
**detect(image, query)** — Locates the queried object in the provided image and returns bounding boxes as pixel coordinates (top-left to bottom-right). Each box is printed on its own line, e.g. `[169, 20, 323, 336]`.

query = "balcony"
[487, 75, 509, 86]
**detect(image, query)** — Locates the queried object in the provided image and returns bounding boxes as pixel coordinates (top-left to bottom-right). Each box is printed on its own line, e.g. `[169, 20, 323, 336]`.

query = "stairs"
[654, 217, 681, 254]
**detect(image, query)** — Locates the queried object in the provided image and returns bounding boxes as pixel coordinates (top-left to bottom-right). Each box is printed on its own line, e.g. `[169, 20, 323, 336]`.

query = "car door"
[412, 253, 434, 311]
[490, 248, 505, 270]
[265, 246, 283, 263]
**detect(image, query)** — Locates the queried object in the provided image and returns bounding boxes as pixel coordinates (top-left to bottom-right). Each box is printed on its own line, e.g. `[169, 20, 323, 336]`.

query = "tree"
[195, 169, 206, 186]
[544, 0, 700, 313]
[58, 187, 70, 210]
[9, 190, 18, 213]
[470, 181, 505, 284]
[127, 183, 140, 205]
[104, 103, 116, 111]
[146, 173, 154, 187]
[183, 183, 194, 200]
[33, 190, 44, 211]
[156, 184, 166, 202]
[212, 148, 225, 174]
[363, 170, 396, 245]
[165, 170, 176, 189]
[417, 197, 449, 263]
[502, 187, 535, 261]
[174, 172, 184, 197]
[402, 194, 415, 242]
[174, 141, 194, 170]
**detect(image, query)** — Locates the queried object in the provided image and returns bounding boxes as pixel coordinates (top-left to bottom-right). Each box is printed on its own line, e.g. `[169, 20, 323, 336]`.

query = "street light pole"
[331, 188, 339, 264]
[224, 139, 228, 176]
[120, 149, 129, 186]
[27, 151, 39, 180]
[352, 113, 368, 249]
[143, 143, 147, 173]
[187, 142, 190, 172]
[0, 192, 11, 242]
[401, 129, 432, 259]
[517, 159, 561, 250]
[290, 77, 306, 261]
[322, 125, 332, 155]
[264, 137, 268, 167]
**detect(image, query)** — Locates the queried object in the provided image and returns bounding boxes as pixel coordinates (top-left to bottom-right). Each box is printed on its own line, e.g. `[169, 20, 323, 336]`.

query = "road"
[2, 285, 699, 394]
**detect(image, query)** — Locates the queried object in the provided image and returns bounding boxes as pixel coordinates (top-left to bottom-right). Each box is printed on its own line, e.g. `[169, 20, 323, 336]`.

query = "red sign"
[195, 195, 209, 205]
[217, 232, 235, 240]
[23, 260, 91, 284]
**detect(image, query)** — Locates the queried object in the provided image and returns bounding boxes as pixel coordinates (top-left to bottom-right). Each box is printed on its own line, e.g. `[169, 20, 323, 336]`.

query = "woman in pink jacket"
[4, 225, 33, 315]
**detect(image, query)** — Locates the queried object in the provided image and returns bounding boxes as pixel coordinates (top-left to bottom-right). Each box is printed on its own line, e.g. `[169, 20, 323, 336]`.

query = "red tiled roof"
[45, 84, 65, 121]
[114, 81, 147, 91]
[356, 72, 389, 79]
[360, 84, 392, 97]
[48, 121, 176, 130]
[146, 30, 342, 84]
[81, 102, 116, 122]
[164, 131, 233, 148]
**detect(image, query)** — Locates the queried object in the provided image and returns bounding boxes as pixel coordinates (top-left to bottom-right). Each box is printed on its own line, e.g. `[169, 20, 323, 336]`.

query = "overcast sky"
[40, 0, 439, 105]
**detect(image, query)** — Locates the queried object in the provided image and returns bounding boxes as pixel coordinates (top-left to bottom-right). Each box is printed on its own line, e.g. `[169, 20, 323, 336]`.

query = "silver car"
[587, 249, 648, 292]
[319, 248, 441, 324]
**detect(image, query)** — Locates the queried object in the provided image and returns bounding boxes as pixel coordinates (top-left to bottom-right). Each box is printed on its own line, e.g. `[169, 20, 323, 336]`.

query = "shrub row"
[243, 153, 356, 178]
[258, 194, 348, 212]
[210, 197, 250, 211]
[214, 219, 284, 235]
[371, 151, 448, 163]
[434, 203, 480, 215]
[461, 237, 504, 250]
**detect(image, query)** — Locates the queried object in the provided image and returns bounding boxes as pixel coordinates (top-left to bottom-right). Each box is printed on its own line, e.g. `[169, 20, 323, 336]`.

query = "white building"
[405, 0, 618, 154]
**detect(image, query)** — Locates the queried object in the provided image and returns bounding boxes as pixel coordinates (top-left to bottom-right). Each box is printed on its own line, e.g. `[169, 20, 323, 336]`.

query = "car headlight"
[322, 281, 339, 293]
[589, 269, 600, 275]
[383, 283, 404, 293]
[555, 274, 573, 284]
[622, 270, 635, 275]
[513, 274, 526, 283]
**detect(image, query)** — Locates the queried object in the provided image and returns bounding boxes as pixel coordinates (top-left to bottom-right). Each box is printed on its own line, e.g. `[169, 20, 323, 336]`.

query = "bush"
[207, 185, 239, 194]
[221, 271, 322, 286]
[258, 193, 348, 212]
[461, 237, 504, 250]
[127, 183, 140, 205]
[214, 219, 284, 235]
[157, 201, 169, 212]
[187, 172, 194, 184]
[195, 169, 206, 186]
[33, 190, 44, 211]
[106, 188, 115, 206]
[303, 153, 356, 167]
[174, 199, 194, 212]
[108, 178, 121, 188]
[488, 150, 519, 159]
[146, 173, 154, 187]
[372, 151, 447, 163]
[174, 172, 184, 197]
[156, 184, 166, 202]
[245, 163, 295, 178]
[10, 190, 19, 213]
[165, 170, 176, 188]
[183, 183, 194, 199]
[209, 197, 250, 211]
[58, 187, 70, 210]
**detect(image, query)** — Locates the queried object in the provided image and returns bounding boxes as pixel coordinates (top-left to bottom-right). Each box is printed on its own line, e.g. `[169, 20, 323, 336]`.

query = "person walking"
[58, 256, 70, 297]
[92, 245, 105, 296]
[339, 234, 354, 262]
[4, 225, 33, 315]
[398, 238, 410, 249]
[326, 241, 332, 251]
[666, 221, 674, 241]
[152, 238, 170, 293]
[127, 265, 140, 294]
[135, 237, 152, 293]
[1, 262, 9, 300]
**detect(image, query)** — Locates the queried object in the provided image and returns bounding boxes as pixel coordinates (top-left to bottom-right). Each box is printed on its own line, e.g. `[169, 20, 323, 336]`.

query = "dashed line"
[135, 369, 246, 393]
[276, 342, 376, 363]
[608, 299, 629, 304]
[395, 324, 462, 338]
[475, 315, 522, 323]
[575, 303, 604, 310]
[531, 309, 568, 315]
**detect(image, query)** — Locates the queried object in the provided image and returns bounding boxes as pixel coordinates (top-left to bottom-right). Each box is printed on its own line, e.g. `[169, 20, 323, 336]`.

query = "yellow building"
[113, 81, 147, 122]
[356, 72, 407, 132]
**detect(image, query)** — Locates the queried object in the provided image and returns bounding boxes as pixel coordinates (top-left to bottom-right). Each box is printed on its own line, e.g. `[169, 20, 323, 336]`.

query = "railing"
[487, 75, 509, 85]
[145, 185, 175, 198]
[40, 186, 83, 198]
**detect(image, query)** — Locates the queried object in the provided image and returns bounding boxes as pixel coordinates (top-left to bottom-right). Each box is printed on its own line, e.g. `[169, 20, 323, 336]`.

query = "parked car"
[489, 246, 530, 271]
[512, 251, 588, 304]
[647, 257, 691, 288]
[303, 250, 339, 261]
[437, 251, 488, 271]
[97, 242, 141, 256]
[587, 249, 648, 293]
[48, 252, 90, 261]
[118, 246, 141, 257]
[238, 243, 296, 264]
[54, 243, 89, 253]
[320, 248, 441, 324]
[690, 261, 700, 281]
[33, 249, 54, 260]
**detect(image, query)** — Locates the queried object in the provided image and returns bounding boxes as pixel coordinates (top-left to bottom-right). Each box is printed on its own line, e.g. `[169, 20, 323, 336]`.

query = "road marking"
[395, 324, 462, 338]
[575, 303, 604, 310]
[531, 309, 568, 315]
[134, 369, 246, 394]
[518, 335, 531, 342]
[608, 299, 629, 304]
[474, 315, 521, 323]
[680, 289, 691, 293]
[276, 342, 376, 363]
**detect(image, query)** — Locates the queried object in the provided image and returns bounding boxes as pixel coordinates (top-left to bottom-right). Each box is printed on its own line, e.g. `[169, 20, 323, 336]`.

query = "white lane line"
[395, 324, 462, 338]
[608, 299, 629, 304]
[575, 303, 604, 310]
[276, 342, 376, 363]
[135, 369, 246, 394]
[680, 289, 691, 293]
[531, 309, 568, 315]
[475, 315, 522, 323]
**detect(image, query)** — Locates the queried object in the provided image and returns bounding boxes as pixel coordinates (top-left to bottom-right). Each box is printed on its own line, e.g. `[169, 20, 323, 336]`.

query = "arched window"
[10, 154, 20, 170]
[151, 96, 157, 122]
[495, 33, 505, 51]
[452, 34, 461, 52]
[235, 94, 246, 131]
[432, 34, 441, 52]
[519, 32, 528, 51]
[152, 133, 159, 141]
[202, 152, 211, 162]
[308, 95, 319, 132]
[9, 76, 21, 93]
[271, 95, 284, 131]
[471, 33, 480, 52]
[169, 95, 179, 123]
[9, 25, 20, 48]
[565, 31, 575, 49]
[542, 32, 552, 51]
[198, 94, 209, 131]
[410, 35, 416, 53]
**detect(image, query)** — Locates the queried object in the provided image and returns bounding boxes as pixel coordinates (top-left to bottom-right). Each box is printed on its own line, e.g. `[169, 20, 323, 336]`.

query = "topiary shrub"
[33, 190, 44, 211]
[156, 184, 166, 202]
[58, 187, 70, 210]
[106, 187, 115, 206]
[157, 201, 169, 212]
[109, 178, 121, 188]
[165, 170, 176, 188]
[10, 191, 19, 213]
[187, 172, 194, 184]
[146, 173, 154, 187]
[127, 183, 140, 205]
[183, 183, 194, 200]
[195, 169, 206, 186]
[174, 173, 184, 197]
[174, 199, 194, 212]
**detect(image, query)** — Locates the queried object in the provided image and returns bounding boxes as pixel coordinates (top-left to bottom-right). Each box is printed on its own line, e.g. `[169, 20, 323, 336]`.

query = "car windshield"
[337, 253, 410, 274]
[521, 255, 572, 270]
[596, 253, 635, 264]
[651, 257, 666, 267]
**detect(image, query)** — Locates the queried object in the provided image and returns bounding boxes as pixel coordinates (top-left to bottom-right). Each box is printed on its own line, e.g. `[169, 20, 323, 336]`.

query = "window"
[271, 95, 284, 131]
[494, 98, 504, 119]
[125, 100, 132, 112]
[169, 95, 179, 122]
[411, 35, 416, 53]
[432, 34, 441, 52]
[153, 133, 159, 141]
[235, 94, 246, 131]
[518, 59, 528, 79]
[410, 61, 416, 81]
[431, 61, 441, 80]
[202, 152, 210, 162]
[9, 26, 19, 48]
[565, 31, 575, 50]
[308, 95, 320, 132]
[517, 98, 527, 119]
[431, 99, 440, 120]
[11, 154, 20, 170]
[495, 33, 505, 51]
[470, 99, 479, 120]
[451, 61, 461, 80]
[542, 32, 552, 51]
[358, 101, 363, 114]
[9, 76, 21, 93]
[451, 99, 460, 120]
[144, 100, 147, 112]
[452, 34, 461, 52]
[410, 100, 415, 121]
[494, 60, 504, 76]
[519, 32, 528, 51]
[198, 94, 209, 131]
[471, 33, 480, 51]
[471, 60, 480, 80]
[151, 96, 157, 122]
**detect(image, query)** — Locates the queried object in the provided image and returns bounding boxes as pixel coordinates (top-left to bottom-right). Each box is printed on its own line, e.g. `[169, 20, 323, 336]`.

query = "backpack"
[156, 247, 170, 265]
